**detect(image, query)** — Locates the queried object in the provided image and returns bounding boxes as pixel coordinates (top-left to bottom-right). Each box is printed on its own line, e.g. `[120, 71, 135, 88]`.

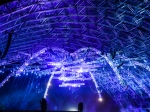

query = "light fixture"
[59, 83, 85, 87]
[98, 97, 103, 102]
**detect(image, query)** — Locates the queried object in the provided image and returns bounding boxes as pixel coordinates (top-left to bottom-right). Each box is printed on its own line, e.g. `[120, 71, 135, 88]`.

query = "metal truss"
[0, 0, 150, 111]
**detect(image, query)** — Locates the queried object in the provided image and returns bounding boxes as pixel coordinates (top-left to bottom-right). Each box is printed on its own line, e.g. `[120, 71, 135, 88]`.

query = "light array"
[0, 46, 150, 109]
[0, 0, 150, 110]
[90, 72, 102, 100]
[0, 48, 149, 104]
[59, 83, 85, 87]
[44, 71, 54, 98]
[58, 77, 91, 81]
[0, 47, 48, 88]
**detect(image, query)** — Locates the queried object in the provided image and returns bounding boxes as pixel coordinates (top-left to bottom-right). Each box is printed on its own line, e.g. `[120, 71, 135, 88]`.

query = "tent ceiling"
[0, 0, 150, 110]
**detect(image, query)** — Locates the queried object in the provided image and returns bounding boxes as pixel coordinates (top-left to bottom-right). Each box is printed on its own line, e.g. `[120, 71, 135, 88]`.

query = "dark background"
[0, 0, 14, 5]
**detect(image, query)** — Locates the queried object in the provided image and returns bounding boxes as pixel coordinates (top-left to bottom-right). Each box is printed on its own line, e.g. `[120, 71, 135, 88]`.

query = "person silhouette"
[78, 102, 84, 112]
[40, 98, 47, 112]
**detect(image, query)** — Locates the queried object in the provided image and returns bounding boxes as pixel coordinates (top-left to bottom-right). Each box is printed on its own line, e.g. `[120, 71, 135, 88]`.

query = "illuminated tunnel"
[0, 0, 150, 111]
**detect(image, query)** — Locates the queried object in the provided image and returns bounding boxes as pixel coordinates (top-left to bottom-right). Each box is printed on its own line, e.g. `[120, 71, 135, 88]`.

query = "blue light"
[0, 0, 149, 110]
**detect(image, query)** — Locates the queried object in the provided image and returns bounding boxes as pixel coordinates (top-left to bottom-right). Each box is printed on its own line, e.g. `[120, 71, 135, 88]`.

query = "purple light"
[77, 68, 83, 73]
[59, 83, 85, 87]
[98, 97, 103, 102]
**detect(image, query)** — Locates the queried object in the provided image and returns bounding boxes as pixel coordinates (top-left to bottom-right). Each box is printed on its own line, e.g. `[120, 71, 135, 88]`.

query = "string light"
[0, 46, 149, 107]
[59, 83, 85, 87]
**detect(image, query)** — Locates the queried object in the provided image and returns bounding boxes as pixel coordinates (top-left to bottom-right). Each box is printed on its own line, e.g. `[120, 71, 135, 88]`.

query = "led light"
[59, 83, 85, 87]
[40, 49, 45, 53]
[68, 107, 77, 111]
[20, 69, 23, 72]
[44, 94, 47, 98]
[78, 68, 83, 73]
[16, 73, 19, 76]
[48, 62, 61, 67]
[25, 62, 29, 66]
[98, 97, 103, 102]
[48, 83, 51, 86]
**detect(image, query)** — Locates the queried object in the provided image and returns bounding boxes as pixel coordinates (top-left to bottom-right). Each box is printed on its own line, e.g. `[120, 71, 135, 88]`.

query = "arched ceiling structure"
[0, 0, 150, 111]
